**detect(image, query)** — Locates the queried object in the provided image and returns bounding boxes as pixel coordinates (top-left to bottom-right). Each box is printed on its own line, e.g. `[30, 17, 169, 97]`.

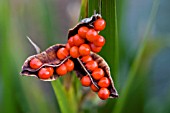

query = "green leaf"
[88, 0, 119, 84]
[79, 0, 88, 20]
[88, 0, 119, 112]
[0, 1, 18, 112]
[112, 0, 160, 113]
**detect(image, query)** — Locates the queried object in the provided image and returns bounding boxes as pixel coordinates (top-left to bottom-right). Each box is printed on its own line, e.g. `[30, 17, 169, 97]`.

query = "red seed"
[89, 43, 102, 53]
[78, 26, 89, 38]
[98, 77, 110, 88]
[70, 46, 80, 58]
[92, 68, 104, 80]
[90, 84, 99, 92]
[38, 67, 53, 79]
[56, 64, 67, 76]
[81, 75, 91, 87]
[79, 44, 91, 56]
[46, 67, 54, 76]
[73, 34, 85, 46]
[29, 58, 43, 69]
[86, 29, 98, 42]
[94, 18, 106, 31]
[65, 43, 71, 50]
[93, 35, 105, 47]
[56, 48, 69, 60]
[85, 60, 98, 72]
[81, 55, 93, 63]
[98, 88, 110, 100]
[68, 36, 74, 47]
[65, 59, 74, 72]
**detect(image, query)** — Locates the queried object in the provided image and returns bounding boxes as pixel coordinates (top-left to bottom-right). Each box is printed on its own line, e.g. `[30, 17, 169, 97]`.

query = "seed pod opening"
[20, 44, 70, 81]
[68, 14, 101, 39]
[90, 53, 118, 98]
[74, 52, 118, 98]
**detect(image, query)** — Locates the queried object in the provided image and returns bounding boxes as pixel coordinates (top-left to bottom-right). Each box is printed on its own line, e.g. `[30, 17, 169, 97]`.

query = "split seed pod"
[68, 14, 101, 39]
[20, 14, 118, 99]
[21, 44, 70, 81]
[74, 52, 118, 98]
[67, 14, 118, 98]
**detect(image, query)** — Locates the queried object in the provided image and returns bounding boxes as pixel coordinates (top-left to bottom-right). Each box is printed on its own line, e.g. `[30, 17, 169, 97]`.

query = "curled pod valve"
[74, 52, 118, 99]
[21, 44, 72, 81]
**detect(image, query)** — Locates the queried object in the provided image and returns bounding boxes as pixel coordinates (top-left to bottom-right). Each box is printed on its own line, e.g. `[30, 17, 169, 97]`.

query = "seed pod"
[68, 14, 101, 40]
[20, 14, 118, 99]
[74, 52, 118, 98]
[91, 53, 118, 98]
[20, 44, 70, 81]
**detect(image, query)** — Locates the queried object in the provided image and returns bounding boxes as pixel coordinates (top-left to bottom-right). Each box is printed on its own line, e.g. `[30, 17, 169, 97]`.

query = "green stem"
[52, 80, 74, 113]
[51, 1, 88, 113]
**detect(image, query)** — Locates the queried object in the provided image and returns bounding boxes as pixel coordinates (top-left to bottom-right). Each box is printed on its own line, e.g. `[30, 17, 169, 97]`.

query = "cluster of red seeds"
[66, 18, 106, 56]
[29, 57, 74, 79]
[29, 18, 109, 100]
[80, 55, 111, 100]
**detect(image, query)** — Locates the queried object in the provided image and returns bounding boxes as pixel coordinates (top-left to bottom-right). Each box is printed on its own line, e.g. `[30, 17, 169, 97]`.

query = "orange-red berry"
[56, 64, 67, 76]
[85, 60, 98, 72]
[73, 34, 85, 46]
[90, 84, 99, 92]
[79, 44, 91, 56]
[92, 68, 104, 80]
[56, 48, 69, 60]
[98, 88, 110, 100]
[93, 35, 105, 47]
[70, 46, 80, 58]
[78, 26, 89, 38]
[98, 77, 110, 88]
[81, 75, 91, 87]
[86, 29, 98, 42]
[89, 43, 102, 53]
[65, 59, 74, 72]
[94, 18, 106, 31]
[46, 67, 54, 76]
[65, 43, 71, 50]
[38, 67, 53, 79]
[68, 36, 74, 47]
[29, 58, 43, 69]
[81, 55, 93, 63]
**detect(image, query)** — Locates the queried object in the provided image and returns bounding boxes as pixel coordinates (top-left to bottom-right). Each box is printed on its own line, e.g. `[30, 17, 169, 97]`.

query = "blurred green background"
[0, 0, 170, 113]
